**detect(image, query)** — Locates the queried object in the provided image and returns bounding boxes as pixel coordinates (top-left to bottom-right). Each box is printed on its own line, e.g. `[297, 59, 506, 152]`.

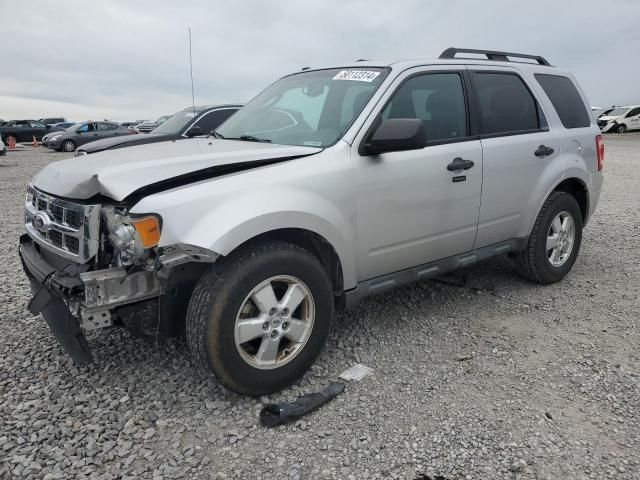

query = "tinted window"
[625, 107, 640, 117]
[475, 73, 540, 135]
[29, 121, 46, 128]
[98, 123, 117, 131]
[381, 73, 467, 142]
[193, 109, 237, 133]
[535, 74, 590, 129]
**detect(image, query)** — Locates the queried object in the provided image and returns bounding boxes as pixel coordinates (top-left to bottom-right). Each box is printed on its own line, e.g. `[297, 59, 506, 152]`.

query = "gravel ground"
[0, 136, 638, 480]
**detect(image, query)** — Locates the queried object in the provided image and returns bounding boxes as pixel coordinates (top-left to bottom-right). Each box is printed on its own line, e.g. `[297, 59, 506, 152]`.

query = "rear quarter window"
[535, 74, 591, 129]
[474, 72, 542, 135]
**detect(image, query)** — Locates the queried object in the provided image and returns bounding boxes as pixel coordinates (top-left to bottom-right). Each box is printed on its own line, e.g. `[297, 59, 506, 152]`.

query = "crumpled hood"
[599, 115, 621, 122]
[33, 138, 321, 201]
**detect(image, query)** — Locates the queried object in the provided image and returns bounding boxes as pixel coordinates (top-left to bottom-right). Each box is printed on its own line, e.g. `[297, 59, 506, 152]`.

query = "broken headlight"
[103, 207, 161, 265]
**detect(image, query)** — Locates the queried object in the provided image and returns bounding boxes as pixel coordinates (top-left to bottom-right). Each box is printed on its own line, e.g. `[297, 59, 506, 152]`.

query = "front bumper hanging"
[19, 234, 162, 365]
[19, 234, 94, 365]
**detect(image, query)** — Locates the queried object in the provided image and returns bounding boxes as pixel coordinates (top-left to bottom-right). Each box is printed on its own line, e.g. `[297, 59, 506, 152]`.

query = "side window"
[535, 74, 591, 128]
[475, 73, 540, 135]
[625, 107, 640, 117]
[29, 121, 46, 128]
[381, 73, 467, 142]
[78, 124, 89, 133]
[193, 109, 237, 133]
[98, 123, 117, 131]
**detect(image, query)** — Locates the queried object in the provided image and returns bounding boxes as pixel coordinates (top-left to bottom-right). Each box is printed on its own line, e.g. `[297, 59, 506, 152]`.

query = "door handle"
[447, 157, 474, 171]
[534, 145, 554, 157]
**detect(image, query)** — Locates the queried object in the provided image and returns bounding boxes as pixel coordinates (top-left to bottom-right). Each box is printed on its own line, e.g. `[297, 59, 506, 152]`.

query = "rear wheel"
[61, 139, 76, 152]
[185, 241, 334, 395]
[515, 192, 583, 284]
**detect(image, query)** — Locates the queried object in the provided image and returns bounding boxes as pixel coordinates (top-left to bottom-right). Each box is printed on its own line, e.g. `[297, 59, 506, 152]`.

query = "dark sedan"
[44, 121, 134, 152]
[76, 105, 241, 155]
[0, 120, 64, 144]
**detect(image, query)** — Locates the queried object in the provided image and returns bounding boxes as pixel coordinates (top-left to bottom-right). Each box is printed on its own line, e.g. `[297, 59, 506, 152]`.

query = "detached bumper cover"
[19, 234, 93, 365]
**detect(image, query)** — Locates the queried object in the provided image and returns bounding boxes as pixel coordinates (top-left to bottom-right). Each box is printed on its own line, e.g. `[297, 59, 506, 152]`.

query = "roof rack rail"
[439, 47, 552, 66]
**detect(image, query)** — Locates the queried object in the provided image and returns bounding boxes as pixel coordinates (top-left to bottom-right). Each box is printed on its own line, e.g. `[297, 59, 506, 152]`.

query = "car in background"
[0, 120, 64, 144]
[39, 117, 66, 125]
[42, 123, 79, 144]
[120, 121, 142, 128]
[135, 115, 172, 133]
[76, 105, 241, 155]
[52, 121, 75, 130]
[598, 105, 640, 133]
[43, 121, 134, 152]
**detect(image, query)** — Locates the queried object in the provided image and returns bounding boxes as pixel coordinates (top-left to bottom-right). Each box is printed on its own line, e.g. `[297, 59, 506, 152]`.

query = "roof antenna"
[188, 27, 196, 116]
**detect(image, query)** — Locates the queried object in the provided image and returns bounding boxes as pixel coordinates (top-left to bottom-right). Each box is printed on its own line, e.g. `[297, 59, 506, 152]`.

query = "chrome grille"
[25, 185, 101, 263]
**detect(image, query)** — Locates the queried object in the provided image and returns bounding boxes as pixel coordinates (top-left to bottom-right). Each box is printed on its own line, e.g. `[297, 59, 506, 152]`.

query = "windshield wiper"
[208, 129, 224, 139]
[227, 135, 272, 143]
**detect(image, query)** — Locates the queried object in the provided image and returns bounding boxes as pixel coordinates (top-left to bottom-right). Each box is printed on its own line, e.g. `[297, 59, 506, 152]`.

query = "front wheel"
[515, 192, 583, 284]
[186, 241, 334, 395]
[617, 124, 627, 134]
[61, 139, 76, 152]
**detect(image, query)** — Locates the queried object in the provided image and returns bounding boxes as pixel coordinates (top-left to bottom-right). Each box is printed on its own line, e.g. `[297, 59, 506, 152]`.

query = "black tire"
[61, 139, 76, 152]
[185, 241, 334, 395]
[617, 124, 627, 134]
[515, 192, 583, 284]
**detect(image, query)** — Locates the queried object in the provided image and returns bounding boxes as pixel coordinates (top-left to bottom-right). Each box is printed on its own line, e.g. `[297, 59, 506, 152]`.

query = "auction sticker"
[333, 70, 380, 82]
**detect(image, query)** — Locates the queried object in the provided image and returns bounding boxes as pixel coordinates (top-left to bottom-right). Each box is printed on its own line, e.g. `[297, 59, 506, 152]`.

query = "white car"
[597, 105, 640, 133]
[0, 134, 5, 156]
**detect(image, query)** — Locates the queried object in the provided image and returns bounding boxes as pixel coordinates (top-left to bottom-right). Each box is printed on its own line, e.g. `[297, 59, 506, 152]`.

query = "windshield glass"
[152, 111, 197, 134]
[65, 123, 81, 131]
[217, 67, 389, 147]
[608, 108, 629, 116]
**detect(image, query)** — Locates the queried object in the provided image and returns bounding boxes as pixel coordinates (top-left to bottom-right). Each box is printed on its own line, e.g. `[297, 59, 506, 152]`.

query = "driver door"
[351, 67, 483, 281]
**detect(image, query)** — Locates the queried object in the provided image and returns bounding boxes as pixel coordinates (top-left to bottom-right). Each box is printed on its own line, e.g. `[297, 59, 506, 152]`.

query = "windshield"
[152, 111, 197, 134]
[217, 67, 389, 147]
[65, 123, 81, 131]
[608, 108, 629, 116]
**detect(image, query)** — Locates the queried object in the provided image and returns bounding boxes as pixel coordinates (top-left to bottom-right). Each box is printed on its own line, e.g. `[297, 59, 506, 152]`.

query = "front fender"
[132, 178, 357, 289]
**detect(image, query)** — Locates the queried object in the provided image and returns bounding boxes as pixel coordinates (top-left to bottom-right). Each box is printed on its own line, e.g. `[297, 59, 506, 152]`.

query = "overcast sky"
[2, 0, 638, 121]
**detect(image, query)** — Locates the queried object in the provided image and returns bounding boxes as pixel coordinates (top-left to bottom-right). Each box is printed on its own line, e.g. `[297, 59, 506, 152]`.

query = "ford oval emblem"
[33, 211, 52, 233]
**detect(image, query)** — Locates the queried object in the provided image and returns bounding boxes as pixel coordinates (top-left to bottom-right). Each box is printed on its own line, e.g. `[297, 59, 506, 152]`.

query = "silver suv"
[20, 48, 604, 395]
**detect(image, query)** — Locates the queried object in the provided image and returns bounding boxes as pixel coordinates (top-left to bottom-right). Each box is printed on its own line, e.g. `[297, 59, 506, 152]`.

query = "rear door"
[352, 66, 483, 280]
[98, 122, 120, 138]
[469, 67, 562, 248]
[28, 121, 48, 141]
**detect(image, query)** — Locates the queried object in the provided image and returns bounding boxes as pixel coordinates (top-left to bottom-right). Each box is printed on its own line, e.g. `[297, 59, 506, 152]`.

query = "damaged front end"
[20, 185, 217, 365]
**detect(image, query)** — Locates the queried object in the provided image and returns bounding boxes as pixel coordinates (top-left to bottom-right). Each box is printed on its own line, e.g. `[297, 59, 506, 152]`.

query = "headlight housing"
[49, 134, 62, 141]
[103, 207, 162, 265]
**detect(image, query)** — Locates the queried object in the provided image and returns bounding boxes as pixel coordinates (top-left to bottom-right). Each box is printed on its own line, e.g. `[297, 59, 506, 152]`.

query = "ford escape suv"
[20, 48, 604, 395]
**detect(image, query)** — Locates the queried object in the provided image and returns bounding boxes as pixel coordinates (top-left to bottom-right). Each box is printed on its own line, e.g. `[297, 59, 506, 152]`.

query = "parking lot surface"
[1, 136, 638, 480]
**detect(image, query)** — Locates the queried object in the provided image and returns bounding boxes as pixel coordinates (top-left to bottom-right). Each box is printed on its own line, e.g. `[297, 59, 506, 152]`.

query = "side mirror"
[364, 118, 426, 155]
[186, 125, 203, 137]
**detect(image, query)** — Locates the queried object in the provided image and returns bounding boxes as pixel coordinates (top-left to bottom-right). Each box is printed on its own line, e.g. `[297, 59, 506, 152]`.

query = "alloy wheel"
[546, 211, 575, 267]
[234, 275, 315, 370]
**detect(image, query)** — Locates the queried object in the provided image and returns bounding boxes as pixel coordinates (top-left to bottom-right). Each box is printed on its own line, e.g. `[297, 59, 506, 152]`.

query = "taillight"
[595, 135, 604, 171]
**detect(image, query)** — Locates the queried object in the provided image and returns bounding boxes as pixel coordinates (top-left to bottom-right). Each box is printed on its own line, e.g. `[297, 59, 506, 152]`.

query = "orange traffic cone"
[7, 137, 16, 150]
[32, 135, 39, 147]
